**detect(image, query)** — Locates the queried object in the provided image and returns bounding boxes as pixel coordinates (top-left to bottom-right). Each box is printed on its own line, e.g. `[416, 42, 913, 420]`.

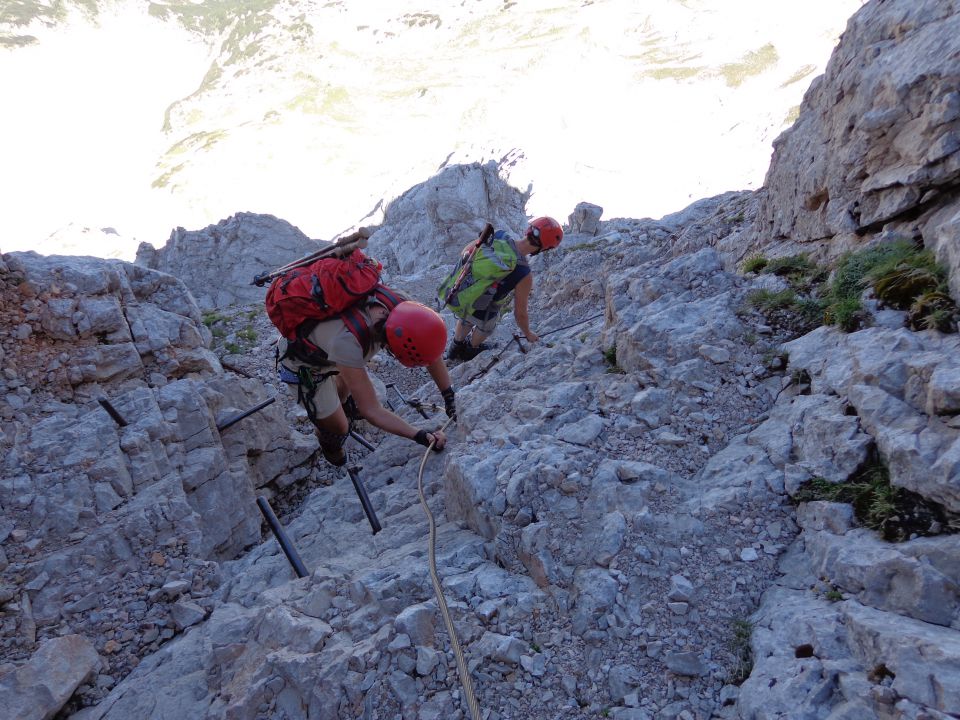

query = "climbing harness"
[290, 366, 338, 423]
[416, 416, 481, 720]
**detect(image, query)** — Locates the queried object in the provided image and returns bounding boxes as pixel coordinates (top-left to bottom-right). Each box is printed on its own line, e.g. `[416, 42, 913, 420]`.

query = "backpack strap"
[340, 284, 404, 356]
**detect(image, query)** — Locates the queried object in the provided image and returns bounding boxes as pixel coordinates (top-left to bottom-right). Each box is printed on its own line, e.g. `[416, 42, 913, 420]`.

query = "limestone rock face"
[751, 0, 960, 275]
[366, 161, 530, 276]
[0, 634, 100, 720]
[135, 212, 321, 310]
[5, 2, 960, 718]
[0, 249, 317, 715]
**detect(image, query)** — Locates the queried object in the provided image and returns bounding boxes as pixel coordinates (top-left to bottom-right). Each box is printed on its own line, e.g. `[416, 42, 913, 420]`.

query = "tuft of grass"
[780, 64, 817, 89]
[910, 291, 958, 332]
[224, 342, 242, 355]
[202, 311, 226, 327]
[741, 254, 768, 274]
[792, 469, 896, 533]
[871, 264, 942, 309]
[727, 618, 754, 685]
[822, 297, 863, 333]
[764, 254, 815, 281]
[237, 328, 257, 342]
[825, 588, 843, 602]
[567, 239, 603, 253]
[829, 240, 916, 302]
[641, 65, 704, 81]
[821, 239, 958, 333]
[783, 104, 801, 127]
[790, 460, 955, 541]
[602, 346, 626, 374]
[745, 288, 798, 311]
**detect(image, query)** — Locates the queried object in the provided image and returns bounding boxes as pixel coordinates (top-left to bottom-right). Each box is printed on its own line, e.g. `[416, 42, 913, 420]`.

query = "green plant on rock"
[764, 253, 815, 281]
[745, 288, 798, 312]
[224, 342, 242, 355]
[825, 587, 844, 602]
[823, 296, 864, 333]
[792, 459, 953, 541]
[871, 264, 942, 309]
[202, 311, 226, 327]
[792, 470, 894, 531]
[910, 291, 958, 332]
[237, 327, 257, 342]
[741, 254, 768, 274]
[727, 618, 754, 685]
[822, 238, 958, 334]
[602, 346, 626, 374]
[830, 240, 917, 301]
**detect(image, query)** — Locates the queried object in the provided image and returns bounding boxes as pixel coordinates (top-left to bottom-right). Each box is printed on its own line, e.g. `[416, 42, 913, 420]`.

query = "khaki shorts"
[459, 288, 507, 334]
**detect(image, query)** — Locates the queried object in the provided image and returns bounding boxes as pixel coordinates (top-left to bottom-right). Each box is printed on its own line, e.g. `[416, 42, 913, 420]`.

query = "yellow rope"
[416, 417, 481, 720]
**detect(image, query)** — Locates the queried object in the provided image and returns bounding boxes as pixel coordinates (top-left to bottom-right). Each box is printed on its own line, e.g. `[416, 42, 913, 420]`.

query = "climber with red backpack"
[438, 216, 564, 361]
[255, 229, 456, 467]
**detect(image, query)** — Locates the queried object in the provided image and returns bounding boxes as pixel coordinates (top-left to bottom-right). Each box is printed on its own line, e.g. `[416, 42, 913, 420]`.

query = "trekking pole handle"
[442, 223, 495, 306]
[478, 222, 494, 245]
[251, 227, 376, 286]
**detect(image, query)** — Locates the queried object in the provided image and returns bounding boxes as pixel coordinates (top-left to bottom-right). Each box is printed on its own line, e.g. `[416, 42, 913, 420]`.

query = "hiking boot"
[461, 342, 491, 360]
[446, 339, 469, 361]
[320, 444, 347, 467]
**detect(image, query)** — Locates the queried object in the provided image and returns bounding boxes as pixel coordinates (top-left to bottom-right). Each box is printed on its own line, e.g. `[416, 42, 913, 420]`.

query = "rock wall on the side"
[739, 0, 960, 298]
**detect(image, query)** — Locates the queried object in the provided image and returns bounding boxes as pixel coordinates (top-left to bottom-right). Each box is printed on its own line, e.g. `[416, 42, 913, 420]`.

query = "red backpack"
[265, 249, 402, 362]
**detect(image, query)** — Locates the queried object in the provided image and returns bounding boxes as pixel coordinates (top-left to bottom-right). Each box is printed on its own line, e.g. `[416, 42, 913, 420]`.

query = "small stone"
[664, 651, 707, 677]
[102, 639, 121, 654]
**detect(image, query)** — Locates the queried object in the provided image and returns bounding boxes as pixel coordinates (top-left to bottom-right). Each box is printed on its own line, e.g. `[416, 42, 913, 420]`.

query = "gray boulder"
[136, 213, 321, 310]
[366, 160, 529, 275]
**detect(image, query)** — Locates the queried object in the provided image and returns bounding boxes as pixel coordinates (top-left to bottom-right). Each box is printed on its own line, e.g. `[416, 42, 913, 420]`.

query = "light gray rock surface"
[746, 0, 960, 297]
[366, 160, 530, 276]
[0, 634, 100, 720]
[135, 212, 321, 310]
[3, 2, 960, 719]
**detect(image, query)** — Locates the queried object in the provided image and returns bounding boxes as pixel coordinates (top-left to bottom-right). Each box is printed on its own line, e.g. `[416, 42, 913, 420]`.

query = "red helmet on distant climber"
[385, 302, 447, 368]
[526, 216, 563, 253]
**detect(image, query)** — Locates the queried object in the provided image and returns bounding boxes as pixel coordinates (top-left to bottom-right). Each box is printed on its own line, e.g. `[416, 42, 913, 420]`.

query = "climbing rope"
[416, 416, 481, 720]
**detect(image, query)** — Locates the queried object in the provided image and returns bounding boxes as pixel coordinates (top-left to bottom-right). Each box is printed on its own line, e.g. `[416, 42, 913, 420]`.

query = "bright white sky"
[0, 1, 864, 260]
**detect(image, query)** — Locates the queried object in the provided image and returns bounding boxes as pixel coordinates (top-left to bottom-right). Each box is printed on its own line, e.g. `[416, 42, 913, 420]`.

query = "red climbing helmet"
[526, 216, 563, 253]
[384, 302, 447, 367]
